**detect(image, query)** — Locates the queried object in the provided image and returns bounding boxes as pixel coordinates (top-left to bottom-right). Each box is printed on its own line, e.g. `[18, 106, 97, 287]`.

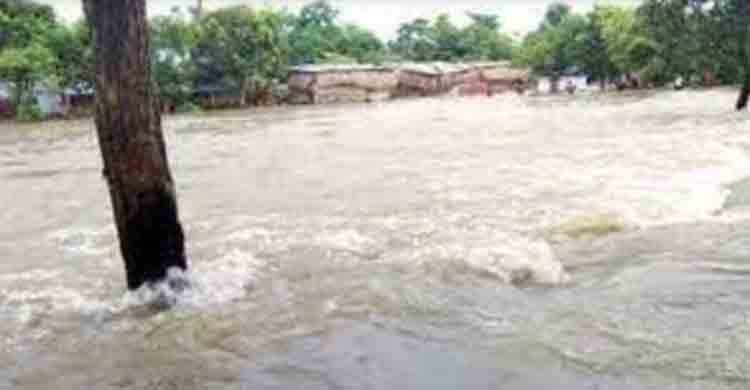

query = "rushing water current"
[2, 90, 750, 389]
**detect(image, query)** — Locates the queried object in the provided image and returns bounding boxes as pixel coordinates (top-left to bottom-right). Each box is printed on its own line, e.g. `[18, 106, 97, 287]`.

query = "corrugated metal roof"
[290, 64, 393, 73]
[290, 62, 529, 77]
[398, 62, 475, 75]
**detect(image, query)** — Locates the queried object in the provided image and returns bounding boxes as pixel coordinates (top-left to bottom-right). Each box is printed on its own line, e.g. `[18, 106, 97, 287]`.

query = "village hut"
[395, 62, 482, 97]
[0, 82, 12, 118]
[396, 62, 530, 98]
[287, 64, 398, 105]
[477, 63, 531, 95]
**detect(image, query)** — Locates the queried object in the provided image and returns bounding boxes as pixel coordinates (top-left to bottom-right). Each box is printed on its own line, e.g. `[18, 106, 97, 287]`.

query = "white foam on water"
[555, 108, 750, 230]
[465, 236, 569, 285]
[0, 249, 265, 346]
[0, 269, 116, 347]
[48, 227, 112, 256]
[407, 233, 569, 286]
[667, 151, 748, 225]
[118, 249, 265, 312]
[316, 229, 382, 259]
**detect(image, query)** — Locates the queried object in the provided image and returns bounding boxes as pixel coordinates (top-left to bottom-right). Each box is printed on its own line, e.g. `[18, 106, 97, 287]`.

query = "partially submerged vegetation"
[548, 213, 628, 242]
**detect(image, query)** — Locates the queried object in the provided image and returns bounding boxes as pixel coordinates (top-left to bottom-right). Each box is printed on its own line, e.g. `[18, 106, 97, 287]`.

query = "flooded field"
[2, 90, 750, 389]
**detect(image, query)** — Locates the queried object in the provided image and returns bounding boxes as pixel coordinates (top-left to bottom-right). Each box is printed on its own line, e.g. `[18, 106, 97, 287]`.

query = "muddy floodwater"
[2, 90, 750, 389]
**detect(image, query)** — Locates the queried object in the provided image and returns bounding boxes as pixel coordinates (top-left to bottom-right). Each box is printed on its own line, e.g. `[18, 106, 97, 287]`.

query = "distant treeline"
[1, 0, 749, 118]
[515, 1, 748, 92]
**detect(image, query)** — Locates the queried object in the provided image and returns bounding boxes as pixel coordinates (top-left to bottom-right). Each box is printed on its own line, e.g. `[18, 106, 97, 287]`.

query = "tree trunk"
[196, 0, 203, 19]
[84, 0, 187, 290]
[737, 73, 750, 111]
[240, 78, 251, 107]
[12, 79, 30, 108]
[550, 76, 560, 94]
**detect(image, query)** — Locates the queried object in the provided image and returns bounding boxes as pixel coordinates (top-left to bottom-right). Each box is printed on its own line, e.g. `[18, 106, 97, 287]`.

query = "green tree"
[637, 0, 698, 83]
[391, 13, 514, 62]
[0, 0, 55, 49]
[595, 6, 655, 78]
[287, 0, 342, 64]
[47, 21, 92, 90]
[335, 24, 386, 64]
[0, 0, 86, 112]
[285, 1, 387, 65]
[195, 6, 288, 106]
[390, 18, 436, 61]
[431, 14, 467, 61]
[579, 6, 617, 90]
[639, 0, 750, 109]
[0, 42, 55, 106]
[462, 12, 514, 61]
[297, 0, 338, 29]
[516, 8, 587, 92]
[150, 10, 200, 106]
[467, 12, 500, 30]
[542, 2, 572, 29]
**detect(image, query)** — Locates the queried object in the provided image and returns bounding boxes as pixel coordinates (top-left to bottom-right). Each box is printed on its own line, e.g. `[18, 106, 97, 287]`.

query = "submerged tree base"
[122, 186, 187, 290]
[736, 83, 749, 111]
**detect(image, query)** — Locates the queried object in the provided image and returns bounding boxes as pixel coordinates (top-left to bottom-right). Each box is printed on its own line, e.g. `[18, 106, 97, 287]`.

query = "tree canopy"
[195, 6, 289, 106]
[389, 12, 515, 62]
[0, 0, 59, 107]
[638, 0, 750, 108]
[515, 8, 588, 87]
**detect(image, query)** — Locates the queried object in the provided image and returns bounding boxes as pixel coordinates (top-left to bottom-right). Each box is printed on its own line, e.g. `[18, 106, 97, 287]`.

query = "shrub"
[175, 102, 202, 114]
[16, 103, 44, 122]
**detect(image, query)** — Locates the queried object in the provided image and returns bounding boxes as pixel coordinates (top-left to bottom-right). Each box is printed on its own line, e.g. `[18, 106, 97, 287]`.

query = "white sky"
[40, 0, 642, 39]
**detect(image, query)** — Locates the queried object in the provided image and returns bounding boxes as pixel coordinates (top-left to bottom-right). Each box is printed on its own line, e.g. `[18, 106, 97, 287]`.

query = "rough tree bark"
[84, 0, 188, 290]
[240, 78, 251, 107]
[736, 2, 750, 112]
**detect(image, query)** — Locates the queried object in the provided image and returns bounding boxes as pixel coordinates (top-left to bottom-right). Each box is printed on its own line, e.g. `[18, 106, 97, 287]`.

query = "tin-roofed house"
[396, 62, 531, 98]
[477, 63, 531, 95]
[33, 84, 65, 118]
[0, 82, 12, 118]
[395, 63, 481, 97]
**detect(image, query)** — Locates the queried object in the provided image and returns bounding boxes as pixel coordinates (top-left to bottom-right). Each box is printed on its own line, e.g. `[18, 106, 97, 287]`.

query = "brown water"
[2, 90, 750, 389]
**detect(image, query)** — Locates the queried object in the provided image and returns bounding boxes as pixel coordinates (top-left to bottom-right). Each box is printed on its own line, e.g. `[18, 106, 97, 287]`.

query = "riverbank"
[9, 86, 744, 126]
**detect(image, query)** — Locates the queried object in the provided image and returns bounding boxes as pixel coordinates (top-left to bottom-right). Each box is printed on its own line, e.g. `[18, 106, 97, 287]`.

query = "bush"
[16, 103, 44, 122]
[175, 102, 202, 114]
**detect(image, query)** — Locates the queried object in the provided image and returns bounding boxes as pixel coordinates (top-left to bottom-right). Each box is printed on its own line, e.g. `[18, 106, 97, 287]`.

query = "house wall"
[288, 67, 399, 105]
[537, 76, 589, 93]
[0, 82, 11, 117]
[398, 64, 530, 98]
[35, 89, 64, 116]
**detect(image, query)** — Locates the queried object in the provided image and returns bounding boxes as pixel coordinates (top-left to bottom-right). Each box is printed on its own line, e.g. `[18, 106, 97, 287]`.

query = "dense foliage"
[389, 12, 514, 62]
[637, 0, 750, 109]
[195, 6, 288, 106]
[0, 0, 57, 108]
[150, 11, 199, 108]
[515, 0, 750, 106]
